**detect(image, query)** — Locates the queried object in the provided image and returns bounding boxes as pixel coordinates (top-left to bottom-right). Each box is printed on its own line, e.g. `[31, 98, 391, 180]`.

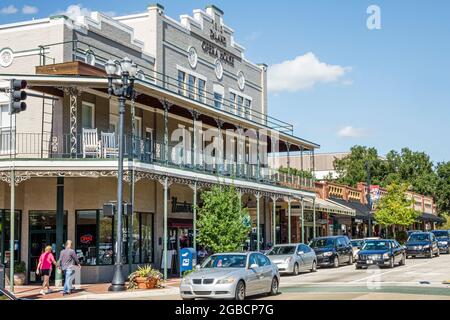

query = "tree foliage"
[435, 162, 450, 217]
[196, 185, 251, 253]
[334, 146, 386, 187]
[374, 182, 420, 238]
[279, 166, 314, 179]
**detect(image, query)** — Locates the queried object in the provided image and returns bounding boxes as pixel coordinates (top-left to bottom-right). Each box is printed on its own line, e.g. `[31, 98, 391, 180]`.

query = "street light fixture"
[105, 57, 139, 292]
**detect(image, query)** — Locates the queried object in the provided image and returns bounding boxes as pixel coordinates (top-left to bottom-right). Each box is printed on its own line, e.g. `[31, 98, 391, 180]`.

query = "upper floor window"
[178, 70, 186, 96]
[214, 92, 223, 110]
[244, 99, 252, 120]
[82, 102, 95, 129]
[229, 90, 253, 120]
[237, 96, 244, 116]
[188, 74, 196, 100]
[198, 79, 206, 103]
[229, 92, 236, 114]
[0, 104, 11, 129]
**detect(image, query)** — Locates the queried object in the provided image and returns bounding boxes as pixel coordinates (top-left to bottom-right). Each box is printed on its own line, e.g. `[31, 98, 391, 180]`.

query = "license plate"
[366, 260, 373, 264]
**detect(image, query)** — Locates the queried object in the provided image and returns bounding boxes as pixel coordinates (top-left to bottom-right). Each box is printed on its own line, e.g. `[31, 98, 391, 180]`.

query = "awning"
[419, 213, 446, 223]
[291, 197, 356, 217]
[329, 197, 371, 221]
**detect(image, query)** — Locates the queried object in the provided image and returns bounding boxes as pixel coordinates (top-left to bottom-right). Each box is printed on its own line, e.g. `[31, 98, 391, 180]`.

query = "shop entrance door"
[168, 227, 193, 275]
[28, 211, 67, 283]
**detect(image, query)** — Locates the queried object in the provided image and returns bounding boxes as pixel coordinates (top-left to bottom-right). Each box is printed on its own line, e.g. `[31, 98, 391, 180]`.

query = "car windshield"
[267, 246, 296, 255]
[351, 240, 363, 247]
[310, 238, 335, 248]
[201, 255, 247, 269]
[432, 231, 448, 239]
[362, 241, 390, 251]
[408, 234, 430, 242]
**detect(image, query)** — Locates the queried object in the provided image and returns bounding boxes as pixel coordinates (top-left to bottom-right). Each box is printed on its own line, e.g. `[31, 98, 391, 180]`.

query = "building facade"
[0, 4, 340, 284]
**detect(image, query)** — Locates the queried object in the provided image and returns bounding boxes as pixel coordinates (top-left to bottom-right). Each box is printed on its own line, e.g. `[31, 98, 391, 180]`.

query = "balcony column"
[189, 110, 201, 168]
[55, 177, 64, 287]
[256, 131, 261, 181]
[189, 182, 198, 251]
[236, 126, 243, 177]
[271, 196, 277, 246]
[215, 118, 224, 173]
[287, 197, 292, 244]
[301, 197, 305, 243]
[162, 100, 172, 164]
[64, 87, 80, 157]
[313, 198, 317, 239]
[159, 176, 172, 280]
[256, 192, 261, 251]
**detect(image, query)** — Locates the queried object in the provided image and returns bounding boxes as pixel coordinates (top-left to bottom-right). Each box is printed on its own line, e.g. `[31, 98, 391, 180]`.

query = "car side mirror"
[298, 251, 304, 255]
[250, 263, 259, 270]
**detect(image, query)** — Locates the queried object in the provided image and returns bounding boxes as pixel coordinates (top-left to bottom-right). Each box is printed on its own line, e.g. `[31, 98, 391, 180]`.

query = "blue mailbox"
[180, 248, 197, 275]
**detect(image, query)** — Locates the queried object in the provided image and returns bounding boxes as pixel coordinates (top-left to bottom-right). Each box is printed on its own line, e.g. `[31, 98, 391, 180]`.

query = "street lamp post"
[365, 161, 373, 237]
[105, 58, 138, 292]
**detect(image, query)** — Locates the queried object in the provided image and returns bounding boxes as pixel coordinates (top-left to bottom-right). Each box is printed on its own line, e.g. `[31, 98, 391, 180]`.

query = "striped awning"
[291, 198, 356, 217]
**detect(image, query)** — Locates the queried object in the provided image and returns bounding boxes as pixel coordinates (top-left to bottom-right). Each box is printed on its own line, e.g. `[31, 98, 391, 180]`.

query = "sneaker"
[39, 290, 46, 295]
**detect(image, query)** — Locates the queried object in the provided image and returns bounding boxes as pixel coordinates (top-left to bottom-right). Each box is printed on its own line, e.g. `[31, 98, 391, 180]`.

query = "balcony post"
[162, 177, 172, 280]
[287, 196, 292, 244]
[286, 142, 291, 183]
[236, 126, 243, 177]
[301, 197, 305, 243]
[313, 198, 317, 239]
[64, 87, 79, 157]
[190, 110, 200, 168]
[215, 118, 224, 173]
[256, 131, 260, 181]
[271, 196, 277, 246]
[190, 182, 198, 251]
[256, 192, 261, 251]
[162, 100, 172, 164]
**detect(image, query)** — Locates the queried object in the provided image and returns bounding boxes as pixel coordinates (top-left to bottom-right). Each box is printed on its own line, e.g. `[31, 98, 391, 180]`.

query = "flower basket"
[127, 265, 164, 290]
[135, 277, 149, 289]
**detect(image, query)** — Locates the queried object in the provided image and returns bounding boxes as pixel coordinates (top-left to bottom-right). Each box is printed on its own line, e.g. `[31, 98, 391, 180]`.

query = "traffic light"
[9, 79, 27, 115]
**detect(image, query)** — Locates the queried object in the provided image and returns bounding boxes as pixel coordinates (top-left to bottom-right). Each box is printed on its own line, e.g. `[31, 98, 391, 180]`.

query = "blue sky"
[1, 0, 450, 162]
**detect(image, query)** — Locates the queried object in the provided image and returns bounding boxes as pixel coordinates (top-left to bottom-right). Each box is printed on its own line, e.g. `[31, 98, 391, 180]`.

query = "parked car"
[266, 243, 317, 275]
[180, 252, 280, 301]
[406, 232, 440, 258]
[431, 230, 450, 254]
[309, 236, 353, 268]
[355, 239, 406, 269]
[407, 230, 422, 237]
[350, 239, 364, 260]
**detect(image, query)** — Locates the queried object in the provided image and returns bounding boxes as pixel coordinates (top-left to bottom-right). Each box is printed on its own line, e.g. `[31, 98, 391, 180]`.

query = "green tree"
[333, 146, 387, 187]
[374, 182, 420, 239]
[435, 161, 450, 217]
[384, 148, 437, 196]
[196, 185, 251, 253]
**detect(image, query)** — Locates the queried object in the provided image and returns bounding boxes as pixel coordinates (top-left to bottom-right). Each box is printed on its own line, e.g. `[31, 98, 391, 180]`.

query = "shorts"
[40, 269, 52, 276]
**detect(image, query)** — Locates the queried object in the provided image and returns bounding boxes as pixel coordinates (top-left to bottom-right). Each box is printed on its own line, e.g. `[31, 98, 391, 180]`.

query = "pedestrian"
[57, 240, 81, 296]
[36, 245, 57, 295]
[197, 247, 207, 264]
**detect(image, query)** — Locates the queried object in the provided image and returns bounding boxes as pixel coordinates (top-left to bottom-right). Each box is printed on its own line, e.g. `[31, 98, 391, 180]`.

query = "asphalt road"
[139, 253, 450, 300]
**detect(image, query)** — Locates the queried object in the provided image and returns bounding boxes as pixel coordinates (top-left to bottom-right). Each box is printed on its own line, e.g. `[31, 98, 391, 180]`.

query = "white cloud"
[22, 5, 39, 14]
[337, 126, 368, 139]
[1, 5, 18, 14]
[55, 4, 115, 21]
[268, 52, 351, 93]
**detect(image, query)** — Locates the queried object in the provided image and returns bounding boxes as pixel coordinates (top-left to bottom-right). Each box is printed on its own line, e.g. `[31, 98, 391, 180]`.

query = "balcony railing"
[36, 40, 294, 135]
[0, 132, 314, 191]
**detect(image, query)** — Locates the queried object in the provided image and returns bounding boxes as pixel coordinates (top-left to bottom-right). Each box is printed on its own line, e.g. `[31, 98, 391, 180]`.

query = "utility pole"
[365, 161, 373, 237]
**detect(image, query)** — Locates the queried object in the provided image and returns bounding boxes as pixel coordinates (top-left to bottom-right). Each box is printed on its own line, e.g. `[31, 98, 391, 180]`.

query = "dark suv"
[309, 236, 353, 268]
[431, 230, 450, 254]
[406, 232, 439, 258]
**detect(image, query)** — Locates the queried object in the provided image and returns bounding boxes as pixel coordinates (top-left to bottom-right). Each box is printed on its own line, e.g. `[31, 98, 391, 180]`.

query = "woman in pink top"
[36, 246, 57, 295]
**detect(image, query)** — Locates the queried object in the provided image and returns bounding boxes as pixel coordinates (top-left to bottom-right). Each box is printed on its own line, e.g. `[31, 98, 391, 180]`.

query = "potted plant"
[14, 261, 26, 286]
[127, 265, 164, 290]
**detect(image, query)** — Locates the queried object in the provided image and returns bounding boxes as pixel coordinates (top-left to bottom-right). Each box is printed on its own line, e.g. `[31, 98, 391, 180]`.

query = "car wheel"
[269, 277, 279, 296]
[311, 260, 317, 272]
[348, 254, 353, 265]
[436, 250, 440, 257]
[293, 263, 299, 276]
[355, 265, 362, 270]
[333, 256, 339, 268]
[399, 254, 406, 266]
[235, 281, 246, 301]
[389, 257, 394, 268]
[429, 249, 434, 259]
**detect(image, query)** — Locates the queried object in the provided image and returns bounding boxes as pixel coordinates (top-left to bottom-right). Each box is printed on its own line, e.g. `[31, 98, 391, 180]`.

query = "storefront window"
[75, 210, 153, 266]
[0, 210, 21, 266]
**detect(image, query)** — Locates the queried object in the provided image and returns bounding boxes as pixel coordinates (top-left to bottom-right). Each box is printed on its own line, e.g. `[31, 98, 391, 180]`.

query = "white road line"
[349, 260, 436, 283]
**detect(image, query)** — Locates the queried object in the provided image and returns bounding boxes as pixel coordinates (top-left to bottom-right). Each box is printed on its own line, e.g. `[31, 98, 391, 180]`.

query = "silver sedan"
[180, 252, 280, 300]
[266, 243, 317, 275]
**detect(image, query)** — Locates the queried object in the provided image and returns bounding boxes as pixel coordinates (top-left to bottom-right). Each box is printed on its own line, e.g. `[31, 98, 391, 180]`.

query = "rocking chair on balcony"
[82, 128, 101, 158]
[101, 132, 119, 158]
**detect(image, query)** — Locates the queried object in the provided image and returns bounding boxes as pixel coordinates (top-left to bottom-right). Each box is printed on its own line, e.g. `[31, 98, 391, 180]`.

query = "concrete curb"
[57, 287, 180, 300]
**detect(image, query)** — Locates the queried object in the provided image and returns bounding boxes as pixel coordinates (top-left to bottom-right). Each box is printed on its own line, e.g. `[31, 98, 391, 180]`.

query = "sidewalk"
[13, 278, 181, 300]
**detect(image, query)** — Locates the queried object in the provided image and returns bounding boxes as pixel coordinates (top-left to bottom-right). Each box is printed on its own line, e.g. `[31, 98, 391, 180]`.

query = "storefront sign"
[354, 219, 364, 224]
[80, 234, 93, 244]
[201, 41, 235, 67]
[210, 22, 227, 47]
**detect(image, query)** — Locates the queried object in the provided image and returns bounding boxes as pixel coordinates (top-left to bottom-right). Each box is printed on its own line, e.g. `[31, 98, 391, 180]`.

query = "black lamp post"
[365, 161, 373, 237]
[105, 57, 138, 292]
